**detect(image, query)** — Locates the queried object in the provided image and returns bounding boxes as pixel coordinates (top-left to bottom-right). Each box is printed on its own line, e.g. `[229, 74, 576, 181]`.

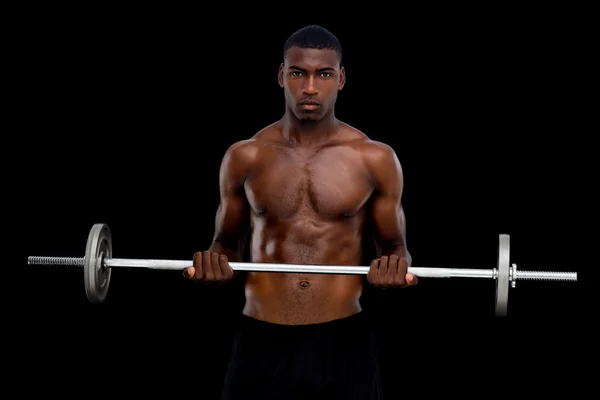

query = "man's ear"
[338, 66, 346, 90]
[278, 63, 284, 88]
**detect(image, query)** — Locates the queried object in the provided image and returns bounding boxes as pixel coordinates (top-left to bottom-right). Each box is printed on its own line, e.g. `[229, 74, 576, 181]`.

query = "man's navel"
[298, 280, 311, 289]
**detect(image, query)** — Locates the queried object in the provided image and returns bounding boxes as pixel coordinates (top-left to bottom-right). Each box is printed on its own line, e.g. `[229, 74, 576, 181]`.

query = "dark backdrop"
[18, 7, 585, 399]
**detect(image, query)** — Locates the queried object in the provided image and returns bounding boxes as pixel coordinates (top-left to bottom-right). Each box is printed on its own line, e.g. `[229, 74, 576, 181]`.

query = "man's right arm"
[185, 140, 255, 281]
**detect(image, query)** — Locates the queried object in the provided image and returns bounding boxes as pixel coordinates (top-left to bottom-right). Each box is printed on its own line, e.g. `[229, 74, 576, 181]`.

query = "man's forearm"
[209, 241, 243, 261]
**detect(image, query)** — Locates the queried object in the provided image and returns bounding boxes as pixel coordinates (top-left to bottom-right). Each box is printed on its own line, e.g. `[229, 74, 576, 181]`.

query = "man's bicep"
[211, 142, 253, 251]
[366, 142, 407, 253]
[213, 191, 250, 247]
[369, 193, 407, 252]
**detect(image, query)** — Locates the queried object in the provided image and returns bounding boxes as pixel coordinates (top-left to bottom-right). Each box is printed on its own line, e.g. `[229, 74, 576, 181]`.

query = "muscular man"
[184, 25, 417, 399]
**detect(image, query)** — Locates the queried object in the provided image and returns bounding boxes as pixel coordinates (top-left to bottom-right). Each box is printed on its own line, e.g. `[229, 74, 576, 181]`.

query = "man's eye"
[321, 72, 332, 78]
[291, 71, 302, 76]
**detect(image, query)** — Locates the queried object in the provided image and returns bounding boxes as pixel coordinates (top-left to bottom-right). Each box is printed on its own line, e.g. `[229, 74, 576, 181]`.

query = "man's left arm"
[364, 142, 417, 289]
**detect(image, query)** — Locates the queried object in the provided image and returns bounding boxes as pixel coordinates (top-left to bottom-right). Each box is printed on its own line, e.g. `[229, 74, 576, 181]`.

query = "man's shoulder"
[340, 124, 397, 160]
[338, 124, 401, 179]
[223, 122, 282, 161]
[223, 138, 258, 162]
[360, 139, 398, 163]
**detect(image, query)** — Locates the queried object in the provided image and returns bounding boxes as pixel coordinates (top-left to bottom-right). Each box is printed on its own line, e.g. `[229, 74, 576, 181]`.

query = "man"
[183, 24, 417, 399]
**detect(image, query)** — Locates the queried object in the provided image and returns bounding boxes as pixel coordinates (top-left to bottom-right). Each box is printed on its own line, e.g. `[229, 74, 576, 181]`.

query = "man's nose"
[302, 76, 318, 95]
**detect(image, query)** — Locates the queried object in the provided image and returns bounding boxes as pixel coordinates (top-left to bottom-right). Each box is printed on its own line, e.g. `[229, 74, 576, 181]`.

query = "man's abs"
[242, 216, 366, 325]
[243, 272, 363, 325]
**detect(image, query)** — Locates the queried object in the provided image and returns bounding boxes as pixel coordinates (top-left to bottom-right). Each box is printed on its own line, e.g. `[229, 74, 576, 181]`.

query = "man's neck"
[281, 111, 339, 147]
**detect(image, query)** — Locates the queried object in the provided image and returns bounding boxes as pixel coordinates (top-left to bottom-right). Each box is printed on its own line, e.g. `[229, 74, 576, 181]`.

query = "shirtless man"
[184, 25, 417, 400]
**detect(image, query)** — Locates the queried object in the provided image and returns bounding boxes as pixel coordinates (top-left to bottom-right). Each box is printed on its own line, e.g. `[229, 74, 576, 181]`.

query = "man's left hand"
[367, 255, 418, 289]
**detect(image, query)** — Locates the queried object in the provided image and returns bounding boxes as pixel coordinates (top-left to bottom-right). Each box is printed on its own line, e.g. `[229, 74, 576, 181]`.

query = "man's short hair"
[283, 25, 342, 65]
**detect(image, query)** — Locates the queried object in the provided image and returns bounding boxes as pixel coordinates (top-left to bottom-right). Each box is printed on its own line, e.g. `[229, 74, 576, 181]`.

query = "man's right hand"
[183, 251, 234, 282]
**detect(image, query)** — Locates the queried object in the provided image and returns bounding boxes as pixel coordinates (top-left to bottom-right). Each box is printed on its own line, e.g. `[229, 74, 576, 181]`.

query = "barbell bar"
[27, 223, 577, 316]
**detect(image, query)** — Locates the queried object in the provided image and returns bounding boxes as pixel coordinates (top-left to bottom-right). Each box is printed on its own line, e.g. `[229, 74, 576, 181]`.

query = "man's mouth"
[299, 100, 320, 110]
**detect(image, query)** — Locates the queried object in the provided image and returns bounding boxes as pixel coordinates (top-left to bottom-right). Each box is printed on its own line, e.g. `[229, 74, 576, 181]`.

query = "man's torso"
[240, 121, 379, 324]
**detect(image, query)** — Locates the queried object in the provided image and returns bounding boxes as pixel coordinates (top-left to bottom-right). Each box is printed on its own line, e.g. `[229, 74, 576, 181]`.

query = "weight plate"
[84, 223, 112, 303]
[495, 234, 510, 316]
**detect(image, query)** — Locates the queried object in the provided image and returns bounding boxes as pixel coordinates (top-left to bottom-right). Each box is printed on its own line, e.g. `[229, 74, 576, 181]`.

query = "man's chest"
[244, 148, 373, 218]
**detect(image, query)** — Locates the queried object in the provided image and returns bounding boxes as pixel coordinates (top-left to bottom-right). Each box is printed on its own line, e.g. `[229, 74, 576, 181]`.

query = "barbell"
[27, 223, 577, 316]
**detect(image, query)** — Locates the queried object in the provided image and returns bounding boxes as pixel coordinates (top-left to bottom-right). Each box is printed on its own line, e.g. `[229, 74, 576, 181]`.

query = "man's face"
[278, 47, 345, 122]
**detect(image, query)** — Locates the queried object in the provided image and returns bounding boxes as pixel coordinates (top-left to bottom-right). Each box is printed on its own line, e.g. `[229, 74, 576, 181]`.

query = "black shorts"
[221, 311, 384, 400]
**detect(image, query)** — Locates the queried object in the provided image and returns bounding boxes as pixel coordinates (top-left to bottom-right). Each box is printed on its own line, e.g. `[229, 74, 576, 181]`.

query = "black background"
[16, 5, 587, 399]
